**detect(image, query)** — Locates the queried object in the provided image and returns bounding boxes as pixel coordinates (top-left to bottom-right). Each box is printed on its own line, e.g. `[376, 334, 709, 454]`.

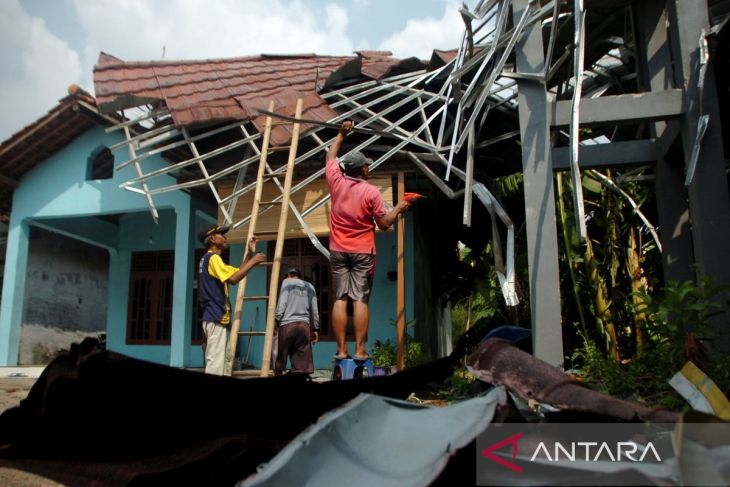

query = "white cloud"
[378, 1, 463, 59]
[0, 0, 82, 141]
[0, 0, 467, 141]
[72, 0, 355, 94]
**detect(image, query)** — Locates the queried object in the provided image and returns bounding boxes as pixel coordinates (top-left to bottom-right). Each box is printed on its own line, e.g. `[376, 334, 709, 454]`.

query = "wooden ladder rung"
[253, 229, 299, 237]
[229, 97, 303, 379]
[232, 369, 274, 377]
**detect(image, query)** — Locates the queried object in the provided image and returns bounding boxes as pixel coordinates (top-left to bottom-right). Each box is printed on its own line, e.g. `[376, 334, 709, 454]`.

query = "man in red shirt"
[326, 121, 411, 360]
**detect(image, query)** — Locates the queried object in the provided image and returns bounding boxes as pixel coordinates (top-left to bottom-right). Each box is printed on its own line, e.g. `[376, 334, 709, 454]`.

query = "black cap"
[339, 151, 372, 172]
[198, 224, 230, 244]
[286, 267, 300, 277]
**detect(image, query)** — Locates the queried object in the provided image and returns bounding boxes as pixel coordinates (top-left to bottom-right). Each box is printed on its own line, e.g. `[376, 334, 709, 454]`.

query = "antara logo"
[481, 432, 662, 474]
[481, 432, 524, 473]
[530, 441, 662, 462]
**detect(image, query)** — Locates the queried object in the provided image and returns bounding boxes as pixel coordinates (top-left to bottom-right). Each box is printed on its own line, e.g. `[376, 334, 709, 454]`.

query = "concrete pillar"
[0, 217, 31, 365]
[669, 0, 730, 349]
[106, 249, 131, 352]
[170, 202, 195, 367]
[635, 0, 695, 283]
[512, 0, 564, 366]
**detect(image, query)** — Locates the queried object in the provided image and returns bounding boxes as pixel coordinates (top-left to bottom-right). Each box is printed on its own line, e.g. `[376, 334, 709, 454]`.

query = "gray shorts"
[330, 251, 375, 303]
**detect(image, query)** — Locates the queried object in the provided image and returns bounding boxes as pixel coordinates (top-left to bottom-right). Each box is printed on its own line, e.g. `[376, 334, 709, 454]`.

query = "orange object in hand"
[403, 192, 425, 203]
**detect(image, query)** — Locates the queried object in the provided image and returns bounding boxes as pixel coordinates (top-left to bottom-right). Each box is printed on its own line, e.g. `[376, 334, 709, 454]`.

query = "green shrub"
[371, 337, 429, 369]
[572, 277, 730, 410]
[571, 336, 686, 409]
[634, 276, 729, 367]
[372, 339, 396, 368]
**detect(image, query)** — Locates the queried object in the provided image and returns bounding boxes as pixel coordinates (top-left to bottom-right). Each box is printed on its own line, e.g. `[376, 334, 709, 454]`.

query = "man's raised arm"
[326, 120, 354, 162]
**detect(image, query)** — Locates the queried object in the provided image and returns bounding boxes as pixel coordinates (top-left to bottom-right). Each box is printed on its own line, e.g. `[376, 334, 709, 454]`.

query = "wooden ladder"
[228, 98, 303, 377]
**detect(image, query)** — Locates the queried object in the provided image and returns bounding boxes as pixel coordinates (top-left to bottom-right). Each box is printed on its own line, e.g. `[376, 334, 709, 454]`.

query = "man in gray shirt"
[274, 267, 319, 375]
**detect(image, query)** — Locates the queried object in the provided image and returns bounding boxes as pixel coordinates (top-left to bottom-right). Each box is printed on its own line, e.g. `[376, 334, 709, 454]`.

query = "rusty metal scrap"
[467, 338, 678, 422]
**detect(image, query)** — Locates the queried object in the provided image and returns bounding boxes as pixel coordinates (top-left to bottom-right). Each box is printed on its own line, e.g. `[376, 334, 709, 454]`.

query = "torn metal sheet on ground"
[238, 388, 507, 487]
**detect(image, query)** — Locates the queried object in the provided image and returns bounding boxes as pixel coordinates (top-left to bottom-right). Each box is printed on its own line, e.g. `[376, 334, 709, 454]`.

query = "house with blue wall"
[0, 84, 419, 371]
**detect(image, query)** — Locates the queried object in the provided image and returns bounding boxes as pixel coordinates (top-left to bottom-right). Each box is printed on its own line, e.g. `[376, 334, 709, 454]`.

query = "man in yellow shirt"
[198, 225, 265, 375]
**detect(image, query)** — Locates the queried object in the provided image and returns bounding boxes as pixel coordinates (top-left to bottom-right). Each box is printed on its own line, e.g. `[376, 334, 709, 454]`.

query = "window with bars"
[127, 250, 236, 345]
[127, 251, 174, 344]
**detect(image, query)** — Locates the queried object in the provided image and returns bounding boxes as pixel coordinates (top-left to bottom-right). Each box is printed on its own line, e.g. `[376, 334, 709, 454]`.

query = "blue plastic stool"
[332, 358, 375, 380]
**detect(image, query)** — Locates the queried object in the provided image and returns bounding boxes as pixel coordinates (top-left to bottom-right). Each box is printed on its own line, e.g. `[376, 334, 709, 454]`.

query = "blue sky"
[0, 0, 470, 141]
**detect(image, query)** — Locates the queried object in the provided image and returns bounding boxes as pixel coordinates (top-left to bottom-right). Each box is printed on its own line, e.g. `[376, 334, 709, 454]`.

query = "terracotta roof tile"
[432, 49, 458, 64]
[93, 51, 423, 129]
[0, 87, 113, 217]
[355, 50, 394, 58]
[247, 89, 338, 146]
[361, 56, 427, 80]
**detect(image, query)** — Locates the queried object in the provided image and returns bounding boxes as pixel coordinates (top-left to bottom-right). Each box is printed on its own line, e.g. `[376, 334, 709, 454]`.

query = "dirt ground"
[0, 377, 69, 486]
[0, 377, 35, 414]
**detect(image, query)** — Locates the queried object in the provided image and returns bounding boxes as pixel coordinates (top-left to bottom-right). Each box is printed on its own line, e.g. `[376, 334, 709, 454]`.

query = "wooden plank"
[0, 173, 19, 187]
[218, 177, 394, 242]
[396, 172, 406, 371]
[232, 369, 273, 377]
[228, 101, 275, 373]
[260, 98, 304, 377]
[0, 104, 70, 159]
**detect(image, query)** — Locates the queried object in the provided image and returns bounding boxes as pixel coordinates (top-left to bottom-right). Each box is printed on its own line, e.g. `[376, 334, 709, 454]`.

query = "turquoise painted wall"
[109, 210, 175, 364]
[226, 242, 269, 369]
[11, 128, 187, 219]
[1, 124, 416, 370]
[0, 126, 211, 366]
[237, 224, 415, 371]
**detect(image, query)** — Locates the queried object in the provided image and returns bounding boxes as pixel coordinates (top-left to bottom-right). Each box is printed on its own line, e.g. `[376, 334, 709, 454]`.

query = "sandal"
[353, 354, 371, 361]
[333, 354, 351, 360]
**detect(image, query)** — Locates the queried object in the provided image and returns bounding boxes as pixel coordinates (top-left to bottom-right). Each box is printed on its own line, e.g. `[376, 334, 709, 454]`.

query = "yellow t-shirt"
[207, 253, 238, 324]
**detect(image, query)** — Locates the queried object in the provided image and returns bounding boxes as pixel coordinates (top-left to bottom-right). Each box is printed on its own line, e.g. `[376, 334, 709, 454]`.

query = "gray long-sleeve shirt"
[275, 277, 320, 330]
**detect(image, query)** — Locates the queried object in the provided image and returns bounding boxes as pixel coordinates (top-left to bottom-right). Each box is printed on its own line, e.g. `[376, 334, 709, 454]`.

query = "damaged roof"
[0, 86, 115, 218]
[93, 50, 427, 128]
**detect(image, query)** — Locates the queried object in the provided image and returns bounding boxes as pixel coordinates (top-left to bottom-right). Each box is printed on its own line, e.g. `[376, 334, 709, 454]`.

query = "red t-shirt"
[326, 158, 388, 254]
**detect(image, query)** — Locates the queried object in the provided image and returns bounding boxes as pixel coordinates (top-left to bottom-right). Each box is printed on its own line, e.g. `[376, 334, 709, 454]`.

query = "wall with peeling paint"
[23, 226, 108, 330]
[0, 125, 204, 367]
[18, 227, 108, 364]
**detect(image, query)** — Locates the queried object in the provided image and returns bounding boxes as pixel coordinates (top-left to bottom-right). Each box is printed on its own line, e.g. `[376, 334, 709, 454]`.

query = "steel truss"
[104, 0, 725, 314]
